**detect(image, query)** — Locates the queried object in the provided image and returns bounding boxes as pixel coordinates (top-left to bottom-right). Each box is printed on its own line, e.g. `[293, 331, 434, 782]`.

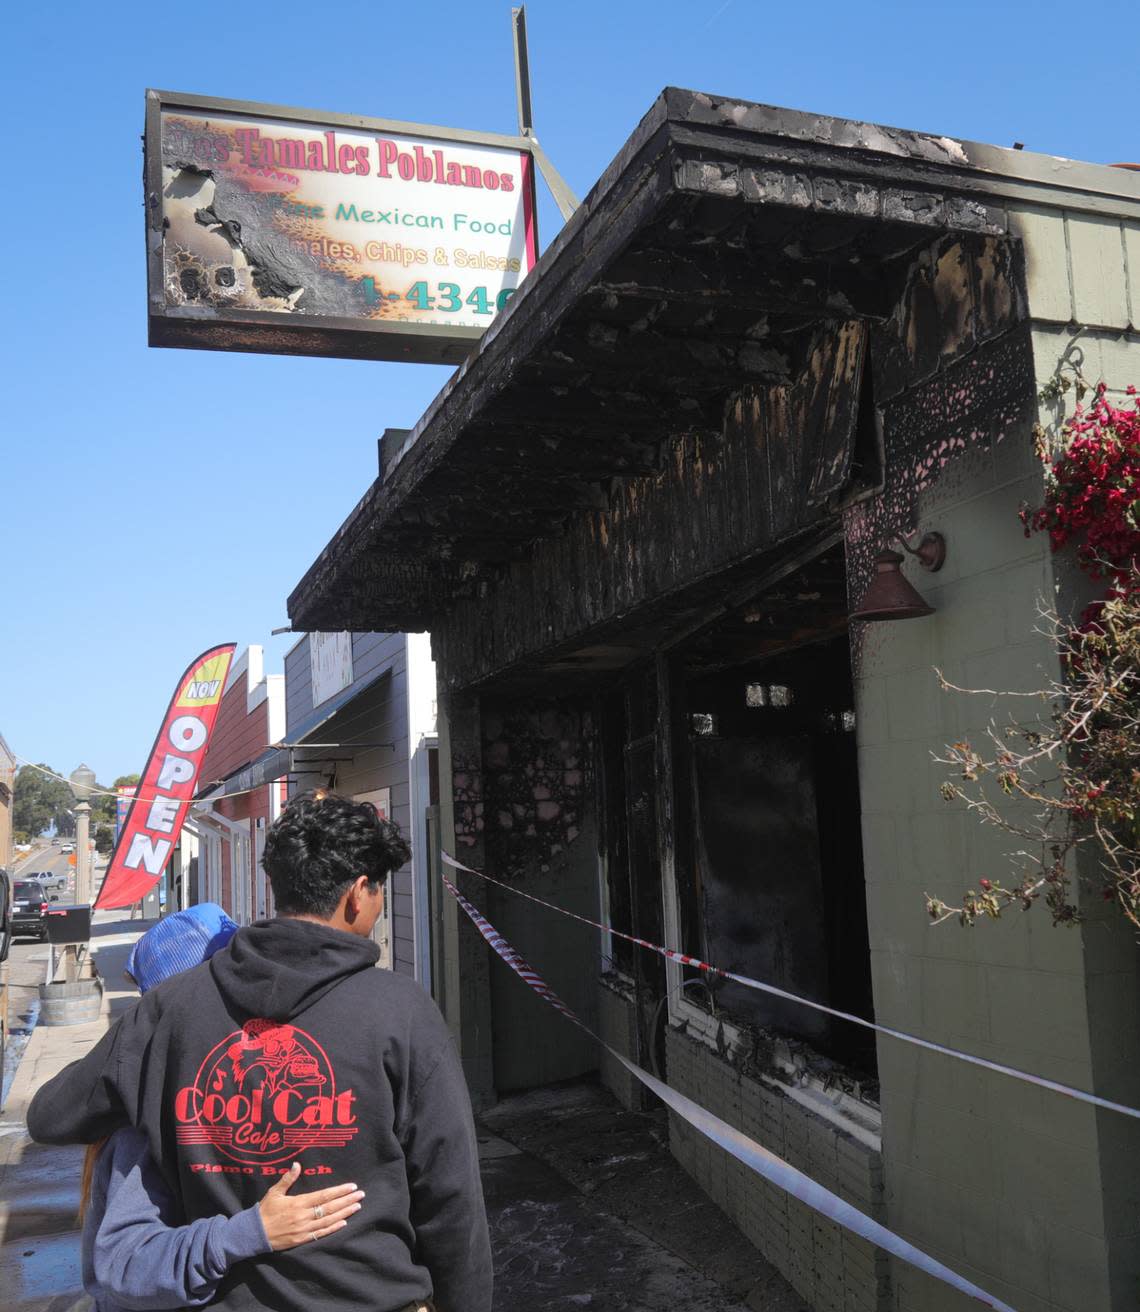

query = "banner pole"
[511, 6, 579, 221]
[511, 7, 534, 136]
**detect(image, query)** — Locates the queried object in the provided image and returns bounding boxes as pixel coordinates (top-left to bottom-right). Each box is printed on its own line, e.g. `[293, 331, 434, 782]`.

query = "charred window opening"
[599, 682, 634, 975]
[674, 544, 876, 1079]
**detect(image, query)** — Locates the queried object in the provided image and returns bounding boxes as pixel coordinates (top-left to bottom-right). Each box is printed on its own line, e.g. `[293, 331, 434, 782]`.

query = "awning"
[284, 665, 391, 746]
[197, 668, 394, 801]
[197, 745, 292, 802]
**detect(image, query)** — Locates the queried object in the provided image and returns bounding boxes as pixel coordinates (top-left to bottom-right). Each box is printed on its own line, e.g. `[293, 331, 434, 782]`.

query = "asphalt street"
[11, 841, 82, 898]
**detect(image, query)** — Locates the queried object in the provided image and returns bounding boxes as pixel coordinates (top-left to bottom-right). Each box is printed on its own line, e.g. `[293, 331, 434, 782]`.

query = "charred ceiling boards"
[288, 89, 1031, 687]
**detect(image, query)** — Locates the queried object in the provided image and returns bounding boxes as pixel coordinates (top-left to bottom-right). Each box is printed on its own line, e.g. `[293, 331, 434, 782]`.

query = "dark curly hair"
[262, 791, 411, 918]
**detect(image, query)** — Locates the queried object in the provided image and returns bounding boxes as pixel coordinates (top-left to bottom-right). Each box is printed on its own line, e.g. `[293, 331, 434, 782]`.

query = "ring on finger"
[313, 1204, 324, 1220]
[310, 1232, 318, 1243]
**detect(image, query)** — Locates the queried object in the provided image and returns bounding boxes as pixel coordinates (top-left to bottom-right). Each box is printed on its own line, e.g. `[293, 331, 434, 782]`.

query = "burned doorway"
[672, 542, 876, 1080]
[598, 663, 669, 1080]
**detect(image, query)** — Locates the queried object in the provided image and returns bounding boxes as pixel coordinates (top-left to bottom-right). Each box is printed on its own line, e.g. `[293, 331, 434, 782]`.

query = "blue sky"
[2, 0, 1135, 784]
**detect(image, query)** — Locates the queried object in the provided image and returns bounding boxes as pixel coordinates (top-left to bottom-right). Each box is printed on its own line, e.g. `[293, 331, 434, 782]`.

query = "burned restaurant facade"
[289, 92, 1140, 1312]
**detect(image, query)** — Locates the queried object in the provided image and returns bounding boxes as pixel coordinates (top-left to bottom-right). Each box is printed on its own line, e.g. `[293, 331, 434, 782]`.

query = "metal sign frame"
[144, 89, 540, 365]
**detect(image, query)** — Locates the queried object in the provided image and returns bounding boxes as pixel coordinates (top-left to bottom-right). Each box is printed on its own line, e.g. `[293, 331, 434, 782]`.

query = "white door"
[232, 830, 252, 925]
[206, 833, 222, 906]
[254, 819, 268, 921]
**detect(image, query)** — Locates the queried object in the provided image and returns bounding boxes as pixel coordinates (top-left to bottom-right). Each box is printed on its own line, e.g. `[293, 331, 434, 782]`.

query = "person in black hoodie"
[27, 791, 492, 1312]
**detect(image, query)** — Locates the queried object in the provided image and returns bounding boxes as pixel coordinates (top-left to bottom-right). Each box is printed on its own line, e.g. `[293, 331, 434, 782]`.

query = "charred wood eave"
[284, 88, 1096, 655]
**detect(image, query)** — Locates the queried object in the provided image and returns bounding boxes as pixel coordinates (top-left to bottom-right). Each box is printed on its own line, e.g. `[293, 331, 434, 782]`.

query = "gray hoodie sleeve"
[28, 1011, 133, 1144]
[400, 1041, 493, 1312]
[28, 985, 163, 1145]
[91, 1130, 271, 1309]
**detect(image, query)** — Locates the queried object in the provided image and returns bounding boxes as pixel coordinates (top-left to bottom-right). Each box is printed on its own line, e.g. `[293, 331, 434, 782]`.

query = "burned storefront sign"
[144, 90, 538, 364]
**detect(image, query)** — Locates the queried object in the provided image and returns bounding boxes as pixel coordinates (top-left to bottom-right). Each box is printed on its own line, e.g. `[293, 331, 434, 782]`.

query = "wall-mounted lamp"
[850, 531, 946, 622]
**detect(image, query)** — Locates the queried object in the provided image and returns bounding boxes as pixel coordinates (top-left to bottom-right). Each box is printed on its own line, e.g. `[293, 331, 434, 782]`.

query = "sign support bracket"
[512, 6, 580, 222]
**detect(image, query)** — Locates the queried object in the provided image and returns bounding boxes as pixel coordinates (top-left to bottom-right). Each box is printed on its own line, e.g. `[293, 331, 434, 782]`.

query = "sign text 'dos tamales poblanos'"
[145, 91, 539, 364]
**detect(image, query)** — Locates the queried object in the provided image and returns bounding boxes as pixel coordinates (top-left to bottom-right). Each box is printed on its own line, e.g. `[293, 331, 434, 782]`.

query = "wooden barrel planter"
[38, 978, 104, 1026]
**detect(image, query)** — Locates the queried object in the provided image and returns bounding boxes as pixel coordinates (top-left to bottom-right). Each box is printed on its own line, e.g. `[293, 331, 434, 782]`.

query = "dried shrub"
[928, 379, 1140, 929]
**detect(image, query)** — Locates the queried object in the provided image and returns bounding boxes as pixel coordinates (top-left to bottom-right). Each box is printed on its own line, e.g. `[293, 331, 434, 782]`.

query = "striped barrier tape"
[443, 872, 1017, 1312]
[442, 851, 1140, 1123]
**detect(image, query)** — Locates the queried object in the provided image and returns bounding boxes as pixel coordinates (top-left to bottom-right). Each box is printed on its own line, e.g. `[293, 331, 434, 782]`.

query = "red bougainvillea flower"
[1026, 385, 1140, 595]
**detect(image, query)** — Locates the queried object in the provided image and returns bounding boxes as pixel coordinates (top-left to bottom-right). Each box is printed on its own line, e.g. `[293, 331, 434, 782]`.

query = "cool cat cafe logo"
[175, 1019, 359, 1169]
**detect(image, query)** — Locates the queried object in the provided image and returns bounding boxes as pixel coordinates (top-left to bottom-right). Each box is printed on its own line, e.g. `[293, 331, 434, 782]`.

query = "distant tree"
[91, 773, 140, 828]
[93, 823, 114, 855]
[91, 786, 115, 828]
[13, 767, 50, 836]
[13, 765, 76, 838]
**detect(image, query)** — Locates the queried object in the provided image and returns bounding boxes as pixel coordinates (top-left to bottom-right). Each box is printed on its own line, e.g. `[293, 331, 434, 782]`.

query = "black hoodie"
[27, 918, 492, 1312]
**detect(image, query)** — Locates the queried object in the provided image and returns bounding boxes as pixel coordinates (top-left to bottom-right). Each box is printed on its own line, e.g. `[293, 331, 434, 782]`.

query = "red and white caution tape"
[443, 851, 1140, 1123]
[443, 873, 1017, 1312]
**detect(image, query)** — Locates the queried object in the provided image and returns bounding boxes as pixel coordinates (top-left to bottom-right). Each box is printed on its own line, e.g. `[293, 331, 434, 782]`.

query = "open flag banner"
[94, 644, 235, 910]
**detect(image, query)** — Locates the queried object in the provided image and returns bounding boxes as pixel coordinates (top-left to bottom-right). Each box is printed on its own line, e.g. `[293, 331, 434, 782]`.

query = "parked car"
[0, 867, 12, 962]
[11, 880, 48, 940]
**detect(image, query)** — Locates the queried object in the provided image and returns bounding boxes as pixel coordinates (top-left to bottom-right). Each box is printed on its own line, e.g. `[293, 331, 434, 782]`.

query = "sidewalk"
[0, 914, 145, 1312]
[481, 1081, 807, 1312]
[0, 924, 805, 1312]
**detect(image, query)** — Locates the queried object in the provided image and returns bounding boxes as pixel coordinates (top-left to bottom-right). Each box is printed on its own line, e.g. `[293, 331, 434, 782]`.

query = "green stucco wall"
[859, 201, 1140, 1312]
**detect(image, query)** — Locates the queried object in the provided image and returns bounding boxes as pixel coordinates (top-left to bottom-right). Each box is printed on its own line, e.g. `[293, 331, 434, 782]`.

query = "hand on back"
[257, 1162, 364, 1251]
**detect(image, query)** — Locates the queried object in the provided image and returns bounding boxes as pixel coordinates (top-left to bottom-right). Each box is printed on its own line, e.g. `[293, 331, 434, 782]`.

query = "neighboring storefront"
[195, 646, 285, 924]
[285, 93, 1140, 1312]
[0, 732, 15, 871]
[165, 819, 198, 916]
[192, 635, 438, 975]
[281, 631, 438, 980]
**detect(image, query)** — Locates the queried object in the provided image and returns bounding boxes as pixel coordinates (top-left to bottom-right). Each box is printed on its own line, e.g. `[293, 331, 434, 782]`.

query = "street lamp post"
[67, 764, 98, 980]
[69, 764, 97, 904]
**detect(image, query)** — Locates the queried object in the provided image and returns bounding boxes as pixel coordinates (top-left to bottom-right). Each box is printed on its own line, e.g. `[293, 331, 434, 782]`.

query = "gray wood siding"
[284, 634, 416, 977]
[352, 632, 406, 684]
[283, 637, 313, 735]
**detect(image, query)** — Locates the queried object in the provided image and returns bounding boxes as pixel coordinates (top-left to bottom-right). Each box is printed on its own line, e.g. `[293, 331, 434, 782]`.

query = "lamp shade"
[850, 550, 934, 622]
[69, 763, 98, 801]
